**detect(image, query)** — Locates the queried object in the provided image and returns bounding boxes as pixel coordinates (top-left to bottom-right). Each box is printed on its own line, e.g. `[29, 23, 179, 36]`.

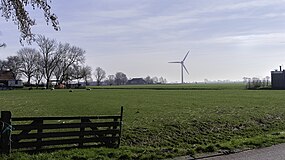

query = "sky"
[1, 0, 285, 83]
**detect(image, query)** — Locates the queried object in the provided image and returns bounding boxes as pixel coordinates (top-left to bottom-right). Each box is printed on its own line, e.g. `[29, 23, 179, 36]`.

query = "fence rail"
[0, 107, 123, 154]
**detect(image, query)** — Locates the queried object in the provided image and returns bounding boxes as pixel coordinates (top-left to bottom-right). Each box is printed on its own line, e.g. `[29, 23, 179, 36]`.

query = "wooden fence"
[0, 107, 123, 154]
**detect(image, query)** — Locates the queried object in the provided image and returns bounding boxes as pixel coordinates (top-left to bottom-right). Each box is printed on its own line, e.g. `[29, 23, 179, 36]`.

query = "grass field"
[2, 83, 285, 159]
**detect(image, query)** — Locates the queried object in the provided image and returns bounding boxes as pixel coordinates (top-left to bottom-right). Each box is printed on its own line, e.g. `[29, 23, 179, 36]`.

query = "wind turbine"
[168, 50, 190, 84]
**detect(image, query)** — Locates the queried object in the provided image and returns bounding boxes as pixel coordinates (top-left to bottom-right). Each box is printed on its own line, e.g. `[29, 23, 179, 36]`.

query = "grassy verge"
[0, 147, 189, 160]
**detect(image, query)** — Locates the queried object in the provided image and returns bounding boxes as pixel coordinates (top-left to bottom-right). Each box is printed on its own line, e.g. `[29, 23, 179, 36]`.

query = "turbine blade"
[168, 61, 181, 63]
[183, 64, 189, 74]
[182, 50, 190, 62]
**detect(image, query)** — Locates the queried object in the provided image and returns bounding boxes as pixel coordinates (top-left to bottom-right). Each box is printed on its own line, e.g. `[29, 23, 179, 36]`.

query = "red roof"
[0, 70, 14, 80]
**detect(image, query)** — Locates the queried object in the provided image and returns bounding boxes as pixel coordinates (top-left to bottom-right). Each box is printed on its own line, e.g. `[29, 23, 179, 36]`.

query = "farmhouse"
[271, 66, 285, 89]
[126, 78, 147, 85]
[0, 70, 23, 89]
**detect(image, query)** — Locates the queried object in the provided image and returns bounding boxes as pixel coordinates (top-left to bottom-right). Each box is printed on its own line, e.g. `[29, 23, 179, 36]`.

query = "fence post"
[79, 118, 86, 147]
[36, 119, 43, 151]
[117, 106, 123, 148]
[1, 111, 12, 154]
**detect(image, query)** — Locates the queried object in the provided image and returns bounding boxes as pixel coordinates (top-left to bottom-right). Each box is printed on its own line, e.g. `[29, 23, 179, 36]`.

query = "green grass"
[90, 83, 245, 90]
[1, 83, 285, 159]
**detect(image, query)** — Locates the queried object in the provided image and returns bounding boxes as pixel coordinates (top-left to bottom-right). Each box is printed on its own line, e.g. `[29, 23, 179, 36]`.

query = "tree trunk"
[27, 76, 31, 87]
[46, 78, 50, 89]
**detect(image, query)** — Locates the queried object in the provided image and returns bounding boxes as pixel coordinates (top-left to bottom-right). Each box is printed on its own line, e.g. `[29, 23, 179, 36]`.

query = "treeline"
[0, 35, 167, 88]
[93, 67, 167, 86]
[0, 35, 90, 89]
[243, 77, 271, 89]
[143, 76, 167, 84]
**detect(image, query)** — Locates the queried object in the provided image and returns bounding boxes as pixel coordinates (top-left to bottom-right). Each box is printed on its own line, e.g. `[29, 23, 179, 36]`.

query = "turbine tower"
[168, 50, 190, 84]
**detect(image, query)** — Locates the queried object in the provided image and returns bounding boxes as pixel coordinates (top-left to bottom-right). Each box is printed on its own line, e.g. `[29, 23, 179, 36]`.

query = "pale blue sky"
[1, 0, 285, 82]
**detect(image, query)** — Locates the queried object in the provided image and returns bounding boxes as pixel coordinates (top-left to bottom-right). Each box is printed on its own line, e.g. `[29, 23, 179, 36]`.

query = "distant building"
[126, 78, 147, 85]
[271, 66, 285, 89]
[0, 70, 23, 89]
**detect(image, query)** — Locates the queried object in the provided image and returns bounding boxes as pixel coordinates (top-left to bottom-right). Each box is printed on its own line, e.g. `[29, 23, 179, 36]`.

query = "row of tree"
[243, 77, 271, 89]
[93, 68, 128, 86]
[93, 67, 167, 86]
[144, 76, 167, 84]
[0, 35, 90, 89]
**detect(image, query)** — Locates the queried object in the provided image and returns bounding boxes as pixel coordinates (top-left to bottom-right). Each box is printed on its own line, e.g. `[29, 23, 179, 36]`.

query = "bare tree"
[115, 72, 128, 85]
[81, 65, 92, 86]
[159, 76, 167, 84]
[17, 47, 40, 85]
[151, 76, 158, 84]
[144, 76, 153, 84]
[265, 76, 270, 86]
[36, 35, 60, 89]
[204, 79, 209, 84]
[5, 55, 22, 79]
[242, 77, 248, 83]
[69, 64, 85, 85]
[94, 67, 106, 86]
[53, 43, 69, 84]
[53, 63, 64, 85]
[0, 0, 59, 43]
[34, 60, 44, 88]
[105, 75, 115, 86]
[54, 43, 85, 84]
